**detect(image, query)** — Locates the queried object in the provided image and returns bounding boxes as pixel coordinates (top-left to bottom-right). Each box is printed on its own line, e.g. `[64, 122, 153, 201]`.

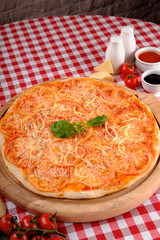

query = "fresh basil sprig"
[73, 121, 86, 134]
[50, 115, 107, 138]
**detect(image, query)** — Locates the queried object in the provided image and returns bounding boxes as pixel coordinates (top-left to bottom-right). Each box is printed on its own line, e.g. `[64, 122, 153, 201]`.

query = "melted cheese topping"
[0, 78, 159, 193]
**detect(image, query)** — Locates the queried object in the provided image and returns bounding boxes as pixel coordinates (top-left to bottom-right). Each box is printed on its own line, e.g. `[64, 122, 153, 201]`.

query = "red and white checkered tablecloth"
[0, 15, 160, 240]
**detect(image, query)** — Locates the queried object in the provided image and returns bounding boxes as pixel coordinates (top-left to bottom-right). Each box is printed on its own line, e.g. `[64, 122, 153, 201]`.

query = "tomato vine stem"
[10, 227, 67, 239]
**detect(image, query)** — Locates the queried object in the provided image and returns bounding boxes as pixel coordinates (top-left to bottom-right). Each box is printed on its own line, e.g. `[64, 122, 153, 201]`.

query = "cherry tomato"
[121, 62, 134, 75]
[0, 214, 18, 235]
[31, 236, 46, 240]
[124, 74, 138, 89]
[21, 215, 38, 235]
[10, 231, 28, 240]
[38, 213, 58, 231]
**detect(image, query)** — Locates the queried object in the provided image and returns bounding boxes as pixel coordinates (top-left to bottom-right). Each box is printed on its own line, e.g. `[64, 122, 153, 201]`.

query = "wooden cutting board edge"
[0, 79, 160, 222]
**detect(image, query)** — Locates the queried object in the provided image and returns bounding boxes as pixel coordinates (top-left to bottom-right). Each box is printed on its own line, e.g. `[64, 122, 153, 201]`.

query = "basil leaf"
[50, 120, 76, 138]
[86, 115, 107, 127]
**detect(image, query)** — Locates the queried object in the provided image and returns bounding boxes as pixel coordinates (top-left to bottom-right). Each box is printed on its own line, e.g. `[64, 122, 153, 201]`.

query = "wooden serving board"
[0, 80, 160, 223]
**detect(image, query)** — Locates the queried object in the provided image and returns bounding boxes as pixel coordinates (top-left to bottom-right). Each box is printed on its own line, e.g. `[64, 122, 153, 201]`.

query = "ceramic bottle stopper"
[120, 26, 136, 62]
[105, 35, 125, 74]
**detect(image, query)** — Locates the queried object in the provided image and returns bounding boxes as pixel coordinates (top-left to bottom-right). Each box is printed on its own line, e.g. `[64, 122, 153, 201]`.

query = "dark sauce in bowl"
[144, 74, 160, 85]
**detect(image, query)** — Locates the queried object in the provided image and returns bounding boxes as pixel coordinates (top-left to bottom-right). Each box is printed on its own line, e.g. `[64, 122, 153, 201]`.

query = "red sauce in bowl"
[138, 51, 160, 63]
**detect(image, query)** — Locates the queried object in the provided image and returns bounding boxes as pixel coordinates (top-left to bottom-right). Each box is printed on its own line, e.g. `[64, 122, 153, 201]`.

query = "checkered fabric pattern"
[0, 15, 160, 239]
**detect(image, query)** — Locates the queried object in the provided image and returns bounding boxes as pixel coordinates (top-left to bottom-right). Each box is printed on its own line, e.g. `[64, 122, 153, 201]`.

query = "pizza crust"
[0, 78, 160, 199]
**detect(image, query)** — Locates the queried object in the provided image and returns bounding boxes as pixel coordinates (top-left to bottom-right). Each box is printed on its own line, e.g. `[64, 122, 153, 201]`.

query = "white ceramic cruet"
[105, 35, 125, 74]
[120, 26, 136, 62]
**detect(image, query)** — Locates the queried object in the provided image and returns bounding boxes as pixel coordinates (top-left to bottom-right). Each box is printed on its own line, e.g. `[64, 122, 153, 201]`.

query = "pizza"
[0, 77, 160, 199]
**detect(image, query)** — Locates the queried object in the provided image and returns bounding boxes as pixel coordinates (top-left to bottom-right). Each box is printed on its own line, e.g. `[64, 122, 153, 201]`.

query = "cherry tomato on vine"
[31, 236, 46, 240]
[121, 62, 135, 75]
[0, 214, 18, 235]
[38, 213, 58, 231]
[124, 74, 138, 89]
[21, 215, 38, 235]
[10, 231, 28, 240]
